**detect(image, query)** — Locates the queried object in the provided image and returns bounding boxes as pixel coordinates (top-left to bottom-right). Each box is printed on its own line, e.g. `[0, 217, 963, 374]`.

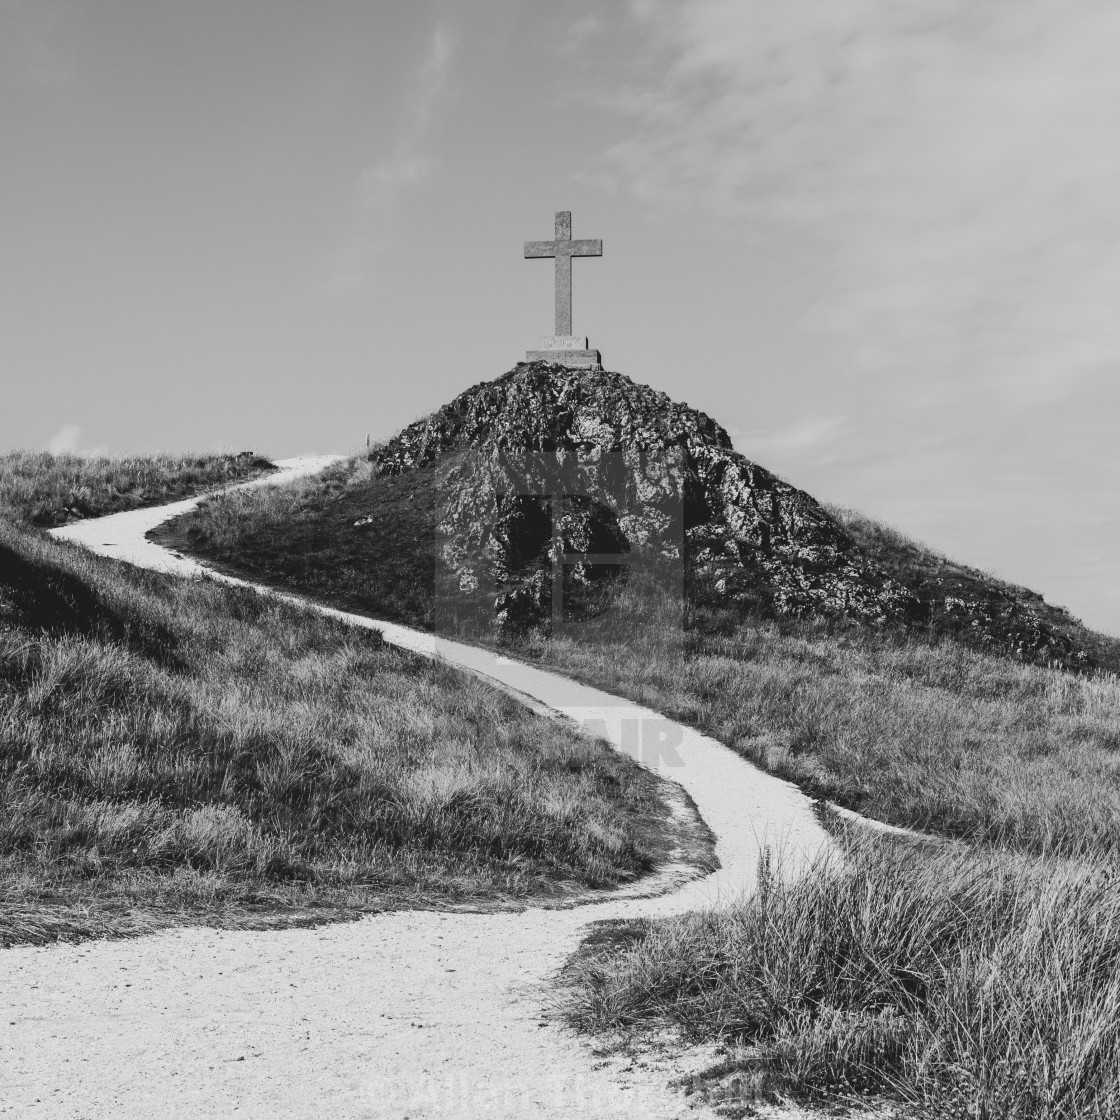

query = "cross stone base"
[525, 348, 602, 371]
[526, 335, 602, 371]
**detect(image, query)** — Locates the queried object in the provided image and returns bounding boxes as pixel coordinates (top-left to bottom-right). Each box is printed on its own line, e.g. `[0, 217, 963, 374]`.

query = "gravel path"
[3, 457, 841, 1119]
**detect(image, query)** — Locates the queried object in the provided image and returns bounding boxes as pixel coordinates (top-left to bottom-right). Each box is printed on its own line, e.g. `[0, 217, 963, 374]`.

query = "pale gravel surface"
[0, 457, 892, 1118]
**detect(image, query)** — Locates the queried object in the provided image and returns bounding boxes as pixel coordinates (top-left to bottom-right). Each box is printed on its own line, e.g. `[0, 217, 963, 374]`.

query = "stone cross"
[525, 211, 602, 336]
[524, 211, 603, 371]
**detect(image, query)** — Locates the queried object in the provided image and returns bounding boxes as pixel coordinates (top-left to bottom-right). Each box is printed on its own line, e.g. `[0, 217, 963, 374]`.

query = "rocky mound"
[371, 363, 922, 632]
[364, 363, 1102, 669]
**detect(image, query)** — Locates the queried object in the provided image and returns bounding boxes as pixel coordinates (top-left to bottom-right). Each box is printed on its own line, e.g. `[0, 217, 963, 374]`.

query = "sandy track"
[3, 457, 837, 1119]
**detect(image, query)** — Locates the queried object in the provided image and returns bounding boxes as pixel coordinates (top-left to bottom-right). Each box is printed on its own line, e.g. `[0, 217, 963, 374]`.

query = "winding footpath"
[3, 458, 840, 1119]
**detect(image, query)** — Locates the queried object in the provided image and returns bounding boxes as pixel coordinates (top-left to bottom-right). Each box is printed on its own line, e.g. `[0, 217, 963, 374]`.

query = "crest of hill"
[371, 363, 1108, 670]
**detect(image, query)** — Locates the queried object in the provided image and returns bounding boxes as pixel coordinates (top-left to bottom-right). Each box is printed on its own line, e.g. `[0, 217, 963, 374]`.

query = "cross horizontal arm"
[524, 239, 603, 259]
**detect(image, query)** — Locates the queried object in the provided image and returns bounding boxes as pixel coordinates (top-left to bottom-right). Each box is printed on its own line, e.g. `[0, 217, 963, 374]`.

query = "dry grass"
[562, 836, 1120, 1118]
[162, 459, 1120, 852]
[0, 449, 274, 527]
[0, 509, 674, 946]
[524, 580, 1120, 856]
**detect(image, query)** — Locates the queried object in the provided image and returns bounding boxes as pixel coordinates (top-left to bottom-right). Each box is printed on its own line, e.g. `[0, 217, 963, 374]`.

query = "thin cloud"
[328, 23, 458, 290]
[42, 423, 108, 457]
[588, 1, 1120, 406]
[43, 423, 82, 454]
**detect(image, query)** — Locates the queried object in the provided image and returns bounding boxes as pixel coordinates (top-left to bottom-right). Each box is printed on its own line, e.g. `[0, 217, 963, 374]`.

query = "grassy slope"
[0, 460, 680, 946]
[152, 456, 438, 627]
[0, 449, 275, 527]
[161, 452, 1120, 1117]
[162, 455, 1120, 853]
[829, 503, 1120, 674]
[534, 586, 1120, 855]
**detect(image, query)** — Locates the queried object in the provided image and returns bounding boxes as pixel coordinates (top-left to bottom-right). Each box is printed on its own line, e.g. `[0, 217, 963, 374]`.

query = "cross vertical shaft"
[555, 256, 572, 336]
[554, 211, 572, 336]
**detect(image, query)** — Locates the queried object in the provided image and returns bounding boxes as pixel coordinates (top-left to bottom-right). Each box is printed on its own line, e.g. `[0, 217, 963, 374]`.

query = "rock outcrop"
[354, 361, 1106, 668]
[371, 363, 922, 632]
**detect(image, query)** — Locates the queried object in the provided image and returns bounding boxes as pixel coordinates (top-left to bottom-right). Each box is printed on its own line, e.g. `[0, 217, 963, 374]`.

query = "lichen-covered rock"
[924, 580, 1083, 666]
[372, 363, 921, 631]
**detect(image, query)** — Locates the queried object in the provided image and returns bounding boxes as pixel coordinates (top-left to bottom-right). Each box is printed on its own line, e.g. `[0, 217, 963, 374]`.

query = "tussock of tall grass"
[563, 837, 1120, 1118]
[0, 522, 669, 945]
[0, 449, 273, 527]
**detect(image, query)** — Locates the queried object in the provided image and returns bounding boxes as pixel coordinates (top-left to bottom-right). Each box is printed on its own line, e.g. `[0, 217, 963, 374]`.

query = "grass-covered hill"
[162, 363, 1118, 673]
[0, 455, 677, 946]
[160, 365, 1120, 845]
[157, 366, 1120, 1116]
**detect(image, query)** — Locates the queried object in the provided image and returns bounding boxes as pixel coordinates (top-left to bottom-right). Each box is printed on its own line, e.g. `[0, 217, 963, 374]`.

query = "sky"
[3, 1, 1120, 635]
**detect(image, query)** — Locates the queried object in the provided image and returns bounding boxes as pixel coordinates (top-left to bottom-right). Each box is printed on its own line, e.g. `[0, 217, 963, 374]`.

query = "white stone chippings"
[0, 457, 871, 1119]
